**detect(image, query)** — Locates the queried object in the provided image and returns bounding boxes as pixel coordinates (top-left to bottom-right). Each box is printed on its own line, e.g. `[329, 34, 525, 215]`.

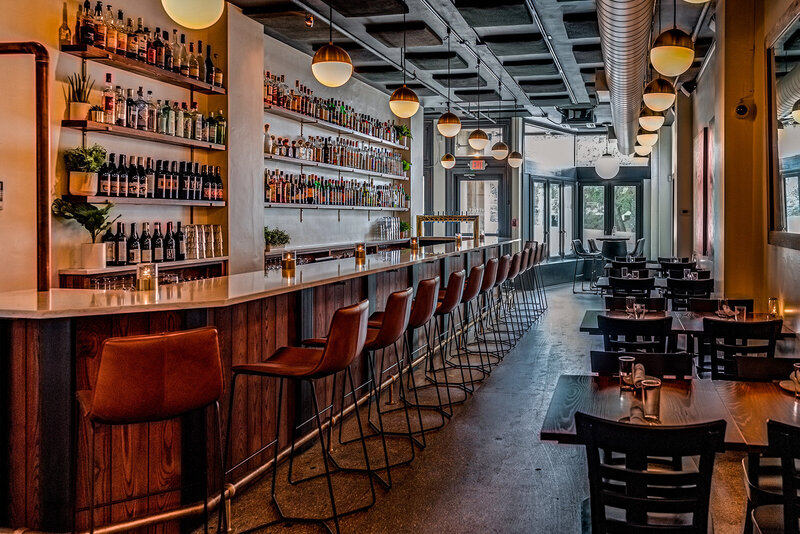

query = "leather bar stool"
[487, 254, 514, 353]
[469, 257, 503, 367]
[74, 327, 225, 534]
[224, 300, 374, 534]
[524, 242, 546, 318]
[535, 242, 549, 310]
[513, 248, 535, 326]
[501, 252, 524, 339]
[446, 264, 489, 382]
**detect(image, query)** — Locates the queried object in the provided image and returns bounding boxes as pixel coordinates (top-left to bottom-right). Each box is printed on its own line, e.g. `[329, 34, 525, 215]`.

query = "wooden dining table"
[539, 375, 800, 452]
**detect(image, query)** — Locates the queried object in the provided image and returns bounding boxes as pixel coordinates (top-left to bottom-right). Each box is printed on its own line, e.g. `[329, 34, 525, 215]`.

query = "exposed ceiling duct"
[595, 0, 655, 154]
[777, 64, 800, 121]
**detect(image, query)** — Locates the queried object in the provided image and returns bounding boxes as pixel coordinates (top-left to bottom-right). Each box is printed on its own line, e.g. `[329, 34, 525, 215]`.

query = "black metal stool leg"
[308, 379, 341, 534]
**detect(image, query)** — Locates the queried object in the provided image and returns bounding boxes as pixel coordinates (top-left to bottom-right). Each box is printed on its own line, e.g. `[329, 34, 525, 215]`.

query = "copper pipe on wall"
[0, 42, 50, 290]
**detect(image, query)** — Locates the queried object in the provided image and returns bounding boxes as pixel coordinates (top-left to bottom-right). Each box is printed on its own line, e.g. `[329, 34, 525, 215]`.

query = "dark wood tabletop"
[579, 310, 796, 337]
[595, 276, 668, 289]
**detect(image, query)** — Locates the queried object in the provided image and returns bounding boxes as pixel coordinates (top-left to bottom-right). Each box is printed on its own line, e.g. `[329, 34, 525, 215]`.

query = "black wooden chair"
[630, 237, 646, 258]
[703, 318, 784, 380]
[572, 239, 601, 294]
[735, 357, 800, 382]
[658, 256, 689, 263]
[609, 276, 656, 297]
[751, 420, 800, 534]
[575, 412, 725, 534]
[606, 268, 652, 279]
[688, 299, 754, 375]
[660, 260, 696, 277]
[665, 278, 714, 311]
[611, 260, 647, 271]
[668, 269, 712, 280]
[590, 350, 693, 379]
[688, 298, 754, 313]
[597, 315, 673, 353]
[614, 256, 646, 262]
[605, 296, 666, 312]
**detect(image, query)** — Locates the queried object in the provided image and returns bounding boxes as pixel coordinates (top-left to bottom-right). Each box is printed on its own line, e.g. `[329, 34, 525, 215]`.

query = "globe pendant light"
[639, 105, 665, 131]
[792, 99, 800, 123]
[468, 59, 489, 151]
[634, 144, 653, 156]
[651, 28, 694, 76]
[437, 27, 462, 137]
[595, 134, 620, 179]
[682, 0, 710, 3]
[491, 81, 509, 160]
[162, 0, 224, 29]
[506, 100, 523, 168]
[390, 9, 419, 118]
[441, 153, 456, 169]
[637, 127, 659, 147]
[643, 77, 676, 112]
[310, 1, 353, 87]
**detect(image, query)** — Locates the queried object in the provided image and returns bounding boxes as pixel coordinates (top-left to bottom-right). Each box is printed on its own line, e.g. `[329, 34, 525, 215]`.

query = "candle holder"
[281, 250, 296, 277]
[355, 242, 367, 263]
[135, 263, 158, 291]
[455, 233, 462, 247]
[409, 236, 419, 251]
[768, 296, 780, 318]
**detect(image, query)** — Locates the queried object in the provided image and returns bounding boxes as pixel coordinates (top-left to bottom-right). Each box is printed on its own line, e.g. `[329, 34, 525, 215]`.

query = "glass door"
[581, 185, 606, 243]
[612, 185, 638, 249]
[528, 178, 575, 260]
[548, 182, 561, 257]
[532, 180, 546, 244]
[458, 177, 500, 236]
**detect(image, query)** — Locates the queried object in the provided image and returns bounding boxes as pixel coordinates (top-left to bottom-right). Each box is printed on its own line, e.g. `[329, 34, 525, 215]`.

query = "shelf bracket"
[337, 209, 341, 222]
[299, 208, 304, 222]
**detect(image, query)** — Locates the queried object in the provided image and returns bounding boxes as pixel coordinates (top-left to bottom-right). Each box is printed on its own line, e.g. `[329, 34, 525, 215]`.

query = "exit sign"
[470, 159, 486, 171]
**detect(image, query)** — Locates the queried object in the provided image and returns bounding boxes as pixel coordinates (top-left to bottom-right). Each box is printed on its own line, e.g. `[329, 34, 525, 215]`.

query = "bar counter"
[1, 237, 516, 532]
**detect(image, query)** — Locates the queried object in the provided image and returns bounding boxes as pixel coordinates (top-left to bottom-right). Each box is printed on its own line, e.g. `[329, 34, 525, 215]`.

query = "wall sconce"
[136, 263, 158, 291]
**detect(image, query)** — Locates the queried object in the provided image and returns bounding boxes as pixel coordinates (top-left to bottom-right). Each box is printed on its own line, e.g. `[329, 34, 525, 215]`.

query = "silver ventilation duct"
[777, 63, 800, 120]
[595, 0, 655, 154]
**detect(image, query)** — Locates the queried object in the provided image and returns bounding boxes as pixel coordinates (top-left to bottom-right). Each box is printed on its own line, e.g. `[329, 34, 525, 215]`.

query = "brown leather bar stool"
[224, 300, 373, 534]
[486, 254, 514, 353]
[501, 252, 524, 339]
[533, 242, 549, 310]
[470, 257, 503, 366]
[74, 327, 225, 534]
[448, 264, 490, 379]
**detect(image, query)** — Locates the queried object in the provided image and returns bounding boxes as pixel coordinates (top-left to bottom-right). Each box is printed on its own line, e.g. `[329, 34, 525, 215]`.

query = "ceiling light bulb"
[595, 153, 620, 179]
[643, 78, 676, 112]
[792, 100, 800, 123]
[639, 106, 665, 131]
[634, 144, 653, 156]
[389, 85, 420, 118]
[491, 141, 509, 160]
[441, 153, 456, 169]
[162, 0, 224, 29]
[682, 0, 710, 3]
[650, 28, 695, 77]
[437, 111, 462, 137]
[311, 43, 353, 88]
[637, 128, 659, 147]
[507, 151, 523, 168]
[468, 129, 489, 150]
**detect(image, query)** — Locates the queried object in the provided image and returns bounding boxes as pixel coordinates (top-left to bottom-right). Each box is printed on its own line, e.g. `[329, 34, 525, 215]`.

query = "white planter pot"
[69, 171, 98, 196]
[81, 243, 106, 270]
[69, 102, 91, 120]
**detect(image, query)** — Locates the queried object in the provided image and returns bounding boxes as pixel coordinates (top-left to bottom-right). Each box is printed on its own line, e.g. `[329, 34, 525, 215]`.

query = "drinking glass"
[794, 363, 800, 399]
[641, 378, 662, 422]
[734, 306, 747, 322]
[683, 268, 691, 279]
[631, 271, 640, 280]
[619, 356, 635, 391]
[621, 267, 628, 278]
[626, 255, 632, 262]
[626, 296, 636, 314]
[633, 303, 646, 319]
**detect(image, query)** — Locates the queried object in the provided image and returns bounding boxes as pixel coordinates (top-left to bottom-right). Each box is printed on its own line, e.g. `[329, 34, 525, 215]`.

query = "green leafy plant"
[64, 144, 107, 172]
[402, 159, 412, 172]
[399, 221, 411, 233]
[52, 198, 119, 243]
[394, 124, 413, 140]
[264, 226, 291, 247]
[64, 72, 95, 104]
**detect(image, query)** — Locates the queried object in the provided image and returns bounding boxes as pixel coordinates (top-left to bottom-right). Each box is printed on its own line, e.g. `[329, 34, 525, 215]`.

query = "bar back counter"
[0, 237, 515, 532]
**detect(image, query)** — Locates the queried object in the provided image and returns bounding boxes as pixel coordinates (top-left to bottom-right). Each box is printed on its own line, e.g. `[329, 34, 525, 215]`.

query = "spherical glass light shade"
[650, 28, 695, 77]
[311, 44, 353, 88]
[639, 106, 665, 131]
[643, 78, 676, 112]
[792, 100, 800, 123]
[468, 129, 489, 150]
[441, 153, 456, 169]
[437, 111, 461, 137]
[637, 128, 659, 147]
[389, 86, 419, 118]
[162, 0, 224, 29]
[634, 144, 653, 156]
[491, 141, 509, 160]
[682, 0, 710, 3]
[595, 153, 620, 179]
[507, 151, 523, 168]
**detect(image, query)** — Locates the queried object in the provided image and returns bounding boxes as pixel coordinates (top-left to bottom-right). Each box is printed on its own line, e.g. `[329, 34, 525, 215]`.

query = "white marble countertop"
[0, 238, 517, 319]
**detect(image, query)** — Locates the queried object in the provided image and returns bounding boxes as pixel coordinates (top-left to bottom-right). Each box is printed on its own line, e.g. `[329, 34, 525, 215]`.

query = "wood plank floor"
[222, 285, 747, 533]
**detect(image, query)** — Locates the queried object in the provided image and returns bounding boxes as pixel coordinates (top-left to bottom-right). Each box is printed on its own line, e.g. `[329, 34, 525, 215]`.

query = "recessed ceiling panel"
[365, 21, 442, 48]
[519, 80, 567, 94]
[563, 11, 600, 40]
[406, 51, 468, 70]
[432, 72, 487, 88]
[329, 0, 408, 18]
[385, 82, 437, 96]
[503, 59, 559, 77]
[454, 0, 533, 28]
[354, 65, 404, 82]
[573, 44, 603, 64]
[483, 33, 548, 56]
[530, 95, 573, 107]
[453, 89, 501, 102]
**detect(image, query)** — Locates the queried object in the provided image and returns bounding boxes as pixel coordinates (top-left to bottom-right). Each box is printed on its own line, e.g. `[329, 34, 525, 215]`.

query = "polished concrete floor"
[224, 285, 747, 533]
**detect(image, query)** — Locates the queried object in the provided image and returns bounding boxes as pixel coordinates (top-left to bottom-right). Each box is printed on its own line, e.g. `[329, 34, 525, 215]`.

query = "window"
[582, 185, 605, 242]
[459, 179, 499, 236]
[613, 185, 638, 248]
[529, 178, 575, 260]
[453, 126, 504, 158]
[580, 183, 643, 247]
[532, 181, 546, 243]
[549, 183, 561, 257]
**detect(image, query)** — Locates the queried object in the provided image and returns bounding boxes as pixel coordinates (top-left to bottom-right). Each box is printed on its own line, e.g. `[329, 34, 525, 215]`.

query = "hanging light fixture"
[637, 127, 659, 147]
[650, 0, 695, 77]
[507, 99, 523, 168]
[162, 0, 224, 29]
[310, 0, 353, 87]
[441, 153, 456, 169]
[639, 105, 665, 131]
[634, 144, 653, 156]
[468, 58, 489, 151]
[792, 99, 800, 123]
[390, 8, 419, 118]
[595, 131, 620, 179]
[682, 0, 710, 3]
[437, 27, 462, 137]
[491, 81, 509, 160]
[643, 77, 676, 112]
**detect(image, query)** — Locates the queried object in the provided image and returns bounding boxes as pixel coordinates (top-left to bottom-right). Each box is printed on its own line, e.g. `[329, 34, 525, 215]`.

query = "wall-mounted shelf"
[61, 44, 226, 95]
[62, 120, 226, 150]
[264, 154, 408, 181]
[264, 202, 408, 212]
[63, 195, 225, 208]
[59, 256, 228, 276]
[264, 105, 407, 151]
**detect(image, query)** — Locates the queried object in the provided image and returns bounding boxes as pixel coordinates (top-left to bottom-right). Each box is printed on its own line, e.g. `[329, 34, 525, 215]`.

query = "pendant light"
[441, 153, 456, 169]
[637, 127, 659, 147]
[792, 99, 800, 123]
[162, 0, 224, 29]
[650, 0, 695, 77]
[639, 105, 665, 131]
[507, 100, 523, 168]
[310, 0, 353, 87]
[682, 0, 710, 3]
[643, 77, 676, 112]
[468, 59, 489, 151]
[634, 144, 653, 156]
[390, 8, 420, 118]
[595, 132, 620, 179]
[491, 82, 509, 160]
[437, 27, 462, 137]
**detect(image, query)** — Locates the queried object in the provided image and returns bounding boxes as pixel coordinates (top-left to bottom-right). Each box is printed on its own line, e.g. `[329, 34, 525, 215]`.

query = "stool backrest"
[438, 270, 466, 314]
[462, 264, 485, 302]
[597, 315, 673, 352]
[369, 288, 413, 348]
[409, 277, 439, 329]
[317, 299, 370, 376]
[90, 327, 223, 424]
[588, 239, 600, 254]
[495, 255, 511, 286]
[507, 252, 522, 280]
[528, 245, 538, 269]
[518, 248, 530, 274]
[767, 419, 800, 534]
[572, 239, 587, 256]
[631, 238, 646, 258]
[480, 258, 499, 293]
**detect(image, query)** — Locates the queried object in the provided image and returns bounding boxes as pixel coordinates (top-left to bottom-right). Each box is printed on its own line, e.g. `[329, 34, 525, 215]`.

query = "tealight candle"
[768, 297, 780, 318]
[135, 263, 158, 291]
[455, 233, 462, 247]
[355, 243, 367, 262]
[282, 251, 296, 277]
[410, 237, 419, 250]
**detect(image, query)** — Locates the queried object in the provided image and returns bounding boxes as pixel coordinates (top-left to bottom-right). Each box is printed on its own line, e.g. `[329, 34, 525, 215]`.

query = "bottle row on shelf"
[103, 221, 224, 267]
[98, 74, 227, 145]
[264, 169, 408, 209]
[61, 1, 224, 87]
[264, 71, 400, 143]
[264, 129, 405, 177]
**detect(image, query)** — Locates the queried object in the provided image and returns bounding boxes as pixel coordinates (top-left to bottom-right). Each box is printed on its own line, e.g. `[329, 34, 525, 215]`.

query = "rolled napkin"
[633, 363, 646, 388]
[629, 405, 647, 424]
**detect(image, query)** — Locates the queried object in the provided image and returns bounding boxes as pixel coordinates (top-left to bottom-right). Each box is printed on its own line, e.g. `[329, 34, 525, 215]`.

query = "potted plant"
[64, 144, 106, 196]
[399, 221, 411, 239]
[264, 226, 290, 252]
[64, 72, 95, 120]
[402, 159, 412, 174]
[394, 124, 412, 146]
[52, 198, 119, 269]
[89, 105, 105, 123]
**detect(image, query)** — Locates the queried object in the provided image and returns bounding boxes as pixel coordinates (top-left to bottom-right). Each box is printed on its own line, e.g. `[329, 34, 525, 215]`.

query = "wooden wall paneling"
[230, 303, 249, 480]
[24, 322, 41, 529]
[212, 305, 234, 485]
[8, 321, 28, 527]
[246, 300, 263, 472]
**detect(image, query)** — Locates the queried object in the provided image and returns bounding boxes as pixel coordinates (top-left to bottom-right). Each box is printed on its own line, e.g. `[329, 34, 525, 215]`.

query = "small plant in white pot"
[89, 104, 105, 123]
[52, 198, 119, 269]
[264, 226, 290, 252]
[64, 144, 106, 196]
[64, 72, 94, 120]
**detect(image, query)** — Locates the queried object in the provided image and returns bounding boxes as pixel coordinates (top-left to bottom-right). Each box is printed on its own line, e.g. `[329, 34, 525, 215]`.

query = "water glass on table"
[626, 296, 636, 314]
[619, 356, 635, 391]
[683, 268, 691, 280]
[631, 270, 639, 279]
[734, 306, 747, 322]
[633, 303, 646, 319]
[641, 378, 662, 422]
[621, 267, 628, 278]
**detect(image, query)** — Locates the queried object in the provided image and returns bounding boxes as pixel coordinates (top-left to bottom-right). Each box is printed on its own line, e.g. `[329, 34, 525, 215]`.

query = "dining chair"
[687, 298, 755, 375]
[688, 298, 754, 313]
[605, 296, 666, 312]
[630, 237, 646, 258]
[575, 412, 725, 534]
[735, 356, 800, 382]
[614, 256, 645, 262]
[668, 269, 712, 280]
[665, 278, 715, 311]
[702, 318, 784, 380]
[590, 350, 693, 378]
[597, 315, 673, 352]
[751, 420, 800, 534]
[606, 268, 651, 279]
[611, 260, 647, 270]
[608, 276, 656, 297]
[572, 239, 601, 294]
[660, 260, 697, 273]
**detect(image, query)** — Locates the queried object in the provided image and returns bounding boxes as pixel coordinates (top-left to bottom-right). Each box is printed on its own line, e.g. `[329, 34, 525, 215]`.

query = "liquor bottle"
[140, 223, 152, 263]
[145, 91, 157, 132]
[152, 222, 164, 263]
[163, 31, 173, 71]
[102, 73, 115, 124]
[196, 41, 205, 82]
[179, 34, 189, 76]
[114, 222, 127, 266]
[115, 10, 127, 55]
[164, 100, 175, 136]
[127, 154, 139, 197]
[114, 86, 126, 126]
[136, 156, 147, 197]
[213, 53, 223, 87]
[114, 154, 127, 196]
[192, 162, 201, 200]
[126, 17, 137, 58]
[202, 165, 212, 200]
[175, 222, 186, 261]
[135, 87, 147, 130]
[155, 160, 165, 199]
[205, 45, 215, 84]
[102, 226, 116, 266]
[171, 30, 181, 73]
[127, 223, 140, 265]
[146, 28, 158, 65]
[215, 166, 223, 201]
[144, 157, 155, 198]
[192, 102, 203, 141]
[182, 102, 193, 138]
[73, 3, 83, 45]
[125, 88, 137, 129]
[154, 28, 165, 68]
[215, 110, 226, 145]
[164, 222, 176, 261]
[80, 0, 94, 46]
[174, 101, 184, 137]
[136, 18, 147, 61]
[93, 1, 106, 49]
[99, 153, 113, 196]
[188, 42, 199, 79]
[104, 5, 116, 52]
[59, 2, 72, 46]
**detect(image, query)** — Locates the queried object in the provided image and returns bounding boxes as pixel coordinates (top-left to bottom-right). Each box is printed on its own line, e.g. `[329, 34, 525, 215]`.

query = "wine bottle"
[179, 34, 189, 77]
[127, 223, 140, 265]
[215, 166, 224, 201]
[115, 10, 127, 55]
[152, 222, 164, 263]
[137, 156, 147, 197]
[164, 222, 176, 261]
[163, 30, 173, 71]
[115, 154, 127, 197]
[99, 153, 113, 196]
[114, 222, 127, 266]
[205, 44, 215, 84]
[175, 221, 186, 261]
[102, 226, 116, 266]
[140, 223, 152, 263]
[202, 165, 212, 200]
[145, 157, 155, 198]
[127, 154, 139, 197]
